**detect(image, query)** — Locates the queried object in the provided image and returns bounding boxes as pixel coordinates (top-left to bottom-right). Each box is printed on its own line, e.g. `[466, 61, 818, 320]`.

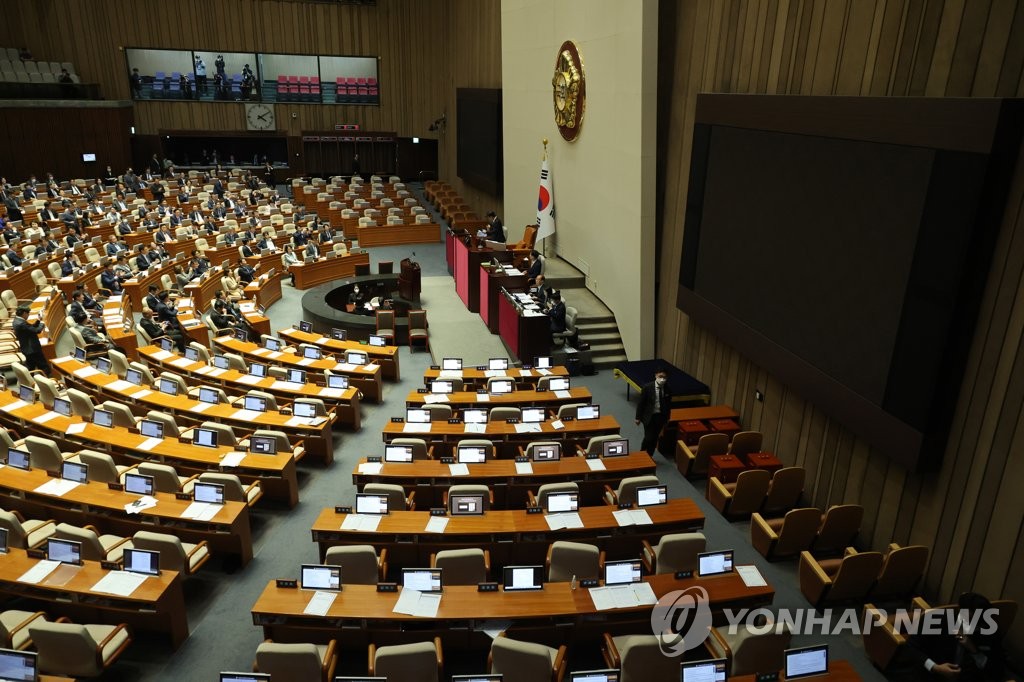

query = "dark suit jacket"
[635, 380, 673, 426]
[69, 301, 88, 324]
[136, 254, 151, 270]
[527, 259, 542, 280]
[548, 301, 566, 333]
[100, 269, 122, 292]
[486, 219, 505, 242]
[13, 316, 43, 355]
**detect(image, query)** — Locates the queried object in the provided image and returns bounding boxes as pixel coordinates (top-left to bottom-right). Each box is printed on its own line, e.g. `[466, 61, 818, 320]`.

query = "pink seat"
[369, 87, 378, 96]
[358, 86, 368, 96]
[288, 84, 299, 95]
[311, 76, 320, 85]
[287, 75, 299, 84]
[367, 77, 377, 86]
[299, 76, 309, 85]
[357, 77, 367, 86]
[277, 75, 287, 84]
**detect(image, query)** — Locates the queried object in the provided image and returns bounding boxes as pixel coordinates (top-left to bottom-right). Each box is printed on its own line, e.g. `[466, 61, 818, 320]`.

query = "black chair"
[355, 264, 370, 277]
[378, 261, 394, 274]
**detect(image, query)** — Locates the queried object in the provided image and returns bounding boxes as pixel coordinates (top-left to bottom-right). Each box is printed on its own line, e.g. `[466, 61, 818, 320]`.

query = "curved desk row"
[278, 327, 400, 381]
[422, 366, 569, 390]
[404, 387, 592, 410]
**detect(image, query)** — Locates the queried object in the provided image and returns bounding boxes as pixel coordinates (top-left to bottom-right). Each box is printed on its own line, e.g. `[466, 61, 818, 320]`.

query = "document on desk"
[515, 461, 534, 475]
[220, 452, 246, 468]
[475, 393, 490, 402]
[181, 502, 220, 521]
[73, 365, 100, 378]
[315, 336, 332, 345]
[523, 310, 546, 317]
[545, 512, 584, 530]
[425, 516, 448, 533]
[1, 400, 28, 413]
[106, 379, 134, 392]
[340, 514, 382, 532]
[251, 347, 269, 356]
[537, 369, 552, 376]
[191, 402, 213, 413]
[150, 350, 174, 361]
[551, 419, 565, 430]
[586, 458, 607, 471]
[365, 363, 379, 371]
[237, 374, 262, 385]
[91, 570, 147, 597]
[296, 358, 315, 366]
[334, 362, 358, 372]
[477, 620, 513, 639]
[17, 560, 60, 585]
[357, 462, 383, 475]
[554, 390, 572, 399]
[737, 565, 768, 587]
[439, 370, 463, 378]
[464, 423, 487, 434]
[448, 463, 470, 477]
[137, 437, 163, 452]
[303, 590, 337, 616]
[171, 357, 193, 368]
[612, 509, 652, 527]
[66, 423, 87, 435]
[284, 416, 313, 427]
[32, 411, 60, 424]
[267, 351, 283, 360]
[590, 582, 658, 611]
[424, 394, 449, 404]
[402, 423, 431, 434]
[518, 369, 533, 377]
[131, 389, 153, 400]
[208, 368, 227, 377]
[483, 370, 507, 378]
[514, 423, 541, 434]
[232, 409, 261, 421]
[124, 495, 158, 514]
[195, 366, 214, 375]
[393, 589, 442, 618]
[318, 387, 344, 398]
[34, 478, 81, 497]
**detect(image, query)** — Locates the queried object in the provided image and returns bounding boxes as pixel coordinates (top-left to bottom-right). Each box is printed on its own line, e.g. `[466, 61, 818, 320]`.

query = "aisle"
[420, 275, 511, 366]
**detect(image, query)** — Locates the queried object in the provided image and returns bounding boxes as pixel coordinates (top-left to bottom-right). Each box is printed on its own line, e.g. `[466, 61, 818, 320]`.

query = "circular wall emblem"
[552, 41, 586, 141]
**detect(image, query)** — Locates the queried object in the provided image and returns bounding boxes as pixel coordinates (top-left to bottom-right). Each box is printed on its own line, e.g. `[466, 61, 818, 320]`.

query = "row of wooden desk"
[290, 251, 370, 289]
[404, 386, 592, 410]
[278, 327, 401, 381]
[422, 365, 569, 389]
[353, 221, 441, 247]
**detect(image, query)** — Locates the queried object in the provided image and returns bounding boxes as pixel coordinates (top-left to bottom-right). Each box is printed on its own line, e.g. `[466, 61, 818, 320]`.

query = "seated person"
[100, 261, 125, 293]
[237, 259, 256, 285]
[139, 308, 186, 352]
[68, 291, 90, 325]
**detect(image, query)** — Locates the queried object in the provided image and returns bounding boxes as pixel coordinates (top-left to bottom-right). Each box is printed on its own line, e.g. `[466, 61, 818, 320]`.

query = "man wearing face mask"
[635, 366, 673, 457]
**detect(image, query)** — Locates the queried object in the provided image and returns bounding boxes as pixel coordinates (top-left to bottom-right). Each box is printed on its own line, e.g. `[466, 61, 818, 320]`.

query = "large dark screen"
[457, 88, 502, 197]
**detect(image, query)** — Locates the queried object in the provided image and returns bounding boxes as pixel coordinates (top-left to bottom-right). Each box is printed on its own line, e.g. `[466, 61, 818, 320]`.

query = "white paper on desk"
[124, 495, 157, 514]
[424, 394, 449, 404]
[439, 369, 463, 378]
[515, 461, 534, 475]
[220, 452, 246, 468]
[170, 357, 193, 368]
[628, 509, 652, 525]
[34, 478, 80, 497]
[402, 423, 431, 434]
[519, 369, 533, 377]
[318, 387, 344, 398]
[537, 368, 552, 376]
[32, 411, 60, 424]
[1, 400, 28, 412]
[297, 358, 315, 366]
[285, 416, 315, 427]
[181, 502, 220, 521]
[190, 402, 213, 414]
[484, 370, 506, 378]
[514, 423, 541, 434]
[334, 363, 357, 372]
[73, 366, 100, 378]
[631, 581, 658, 605]
[267, 351, 283, 360]
[91, 570, 147, 597]
[612, 509, 636, 527]
[106, 379, 134, 392]
[586, 458, 606, 471]
[17, 560, 60, 585]
[589, 586, 619, 611]
[195, 366, 214, 375]
[425, 516, 448, 533]
[448, 463, 470, 477]
[551, 419, 565, 430]
[554, 390, 572, 399]
[208, 367, 227, 377]
[315, 336, 331, 345]
[137, 437, 162, 451]
[365, 363, 379, 371]
[737, 565, 768, 587]
[523, 310, 546, 317]
[251, 347, 269, 356]
[464, 423, 486, 434]
[340, 514, 382, 532]
[232, 409, 260, 421]
[545, 512, 584, 530]
[150, 350, 173, 361]
[131, 389, 153, 399]
[303, 590, 337, 616]
[394, 589, 441, 618]
[476, 393, 490, 402]
[357, 462, 383, 475]
[268, 380, 291, 391]
[66, 422, 87, 435]
[237, 374, 262, 385]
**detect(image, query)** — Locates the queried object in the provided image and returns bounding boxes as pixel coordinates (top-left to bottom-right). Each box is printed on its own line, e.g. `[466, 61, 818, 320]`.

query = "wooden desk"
[278, 327, 401, 381]
[405, 387, 592, 411]
[351, 451, 656, 509]
[732, 661, 860, 682]
[422, 366, 570, 391]
[354, 222, 440, 248]
[213, 336, 384, 403]
[709, 454, 746, 484]
[182, 266, 228, 312]
[290, 251, 370, 290]
[481, 266, 528, 334]
[744, 452, 783, 474]
[667, 404, 742, 451]
[381, 415, 621, 458]
[498, 290, 551, 364]
[137, 344, 361, 431]
[0, 548, 189, 648]
[52, 356, 334, 465]
[250, 571, 772, 647]
[453, 235, 511, 312]
[0, 466, 253, 565]
[310, 499, 703, 568]
[245, 268, 283, 309]
[55, 262, 106, 300]
[0, 390, 301, 507]
[122, 260, 174, 309]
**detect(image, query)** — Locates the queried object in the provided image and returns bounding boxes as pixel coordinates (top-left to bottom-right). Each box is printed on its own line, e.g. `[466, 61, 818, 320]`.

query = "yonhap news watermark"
[650, 589, 1000, 656]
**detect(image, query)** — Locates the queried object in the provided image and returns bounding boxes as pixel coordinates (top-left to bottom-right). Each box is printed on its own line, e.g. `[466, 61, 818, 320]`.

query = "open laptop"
[192, 427, 219, 448]
[46, 537, 83, 565]
[17, 384, 34, 403]
[249, 362, 268, 378]
[52, 396, 71, 417]
[681, 658, 728, 682]
[502, 565, 544, 592]
[531, 443, 561, 461]
[193, 481, 225, 505]
[457, 444, 488, 464]
[327, 373, 349, 389]
[249, 435, 277, 455]
[430, 380, 454, 394]
[602, 438, 629, 457]
[406, 408, 431, 424]
[330, 328, 347, 341]
[302, 345, 322, 360]
[452, 676, 503, 682]
[548, 377, 570, 391]
[441, 357, 462, 371]
[6, 449, 30, 470]
[0, 527, 8, 554]
[287, 368, 306, 384]
[384, 444, 413, 463]
[138, 419, 164, 439]
[61, 460, 89, 484]
[604, 559, 643, 586]
[124, 472, 155, 496]
[220, 674, 271, 682]
[347, 351, 368, 365]
[488, 358, 509, 371]
[300, 564, 342, 591]
[184, 346, 200, 362]
[158, 337, 174, 353]
[212, 355, 231, 370]
[697, 550, 734, 577]
[368, 335, 386, 347]
[636, 484, 668, 507]
[233, 328, 248, 342]
[489, 379, 514, 395]
[570, 671, 620, 682]
[333, 678, 385, 682]
[93, 408, 114, 428]
[73, 346, 86, 361]
[522, 407, 546, 424]
[157, 377, 179, 396]
[298, 320, 312, 333]
[123, 548, 160, 576]
[243, 395, 267, 412]
[402, 568, 442, 593]
[355, 493, 389, 515]
[263, 337, 283, 352]
[293, 401, 317, 418]
[784, 645, 829, 679]
[198, 386, 221, 404]
[463, 408, 487, 424]
[576, 404, 600, 420]
[125, 367, 144, 386]
[546, 491, 579, 513]
[449, 492, 485, 516]
[0, 648, 38, 682]
[534, 356, 552, 369]
[95, 356, 112, 374]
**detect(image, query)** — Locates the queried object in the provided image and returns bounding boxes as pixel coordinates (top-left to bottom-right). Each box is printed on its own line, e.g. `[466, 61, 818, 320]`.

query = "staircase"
[544, 258, 627, 370]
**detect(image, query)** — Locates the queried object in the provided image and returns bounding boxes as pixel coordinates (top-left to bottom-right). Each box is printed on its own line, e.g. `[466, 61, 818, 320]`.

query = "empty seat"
[488, 635, 566, 682]
[369, 638, 442, 682]
[799, 549, 884, 606]
[641, 532, 706, 575]
[677, 432, 729, 477]
[323, 545, 386, 584]
[603, 475, 660, 506]
[431, 548, 489, 585]
[750, 507, 822, 560]
[602, 632, 683, 682]
[707, 468, 770, 518]
[546, 540, 602, 582]
[254, 640, 338, 682]
[364, 483, 415, 511]
[704, 621, 791, 677]
[28, 620, 132, 678]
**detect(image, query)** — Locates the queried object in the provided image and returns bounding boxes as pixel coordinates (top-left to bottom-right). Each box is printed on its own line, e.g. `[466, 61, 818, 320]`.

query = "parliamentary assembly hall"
[0, 0, 1021, 680]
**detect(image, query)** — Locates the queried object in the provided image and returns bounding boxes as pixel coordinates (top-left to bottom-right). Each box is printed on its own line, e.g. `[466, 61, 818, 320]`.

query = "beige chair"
[577, 434, 625, 457]
[157, 371, 190, 396]
[529, 482, 578, 509]
[677, 432, 729, 478]
[546, 541, 603, 582]
[66, 388, 95, 420]
[812, 504, 864, 554]
[602, 632, 683, 682]
[12, 362, 38, 390]
[423, 403, 452, 421]
[375, 310, 395, 345]
[641, 532, 706, 575]
[369, 637, 442, 682]
[188, 341, 211, 363]
[488, 406, 521, 422]
[488, 634, 566, 682]
[252, 429, 303, 460]
[729, 430, 763, 457]
[431, 548, 490, 585]
[222, 352, 248, 372]
[0, 509, 55, 549]
[244, 389, 279, 411]
[97, 400, 138, 429]
[75, 451, 133, 484]
[323, 545, 387, 584]
[799, 549, 884, 606]
[869, 543, 930, 601]
[34, 376, 60, 409]
[107, 349, 130, 378]
[389, 437, 433, 460]
[188, 472, 262, 507]
[603, 475, 660, 506]
[28, 620, 131, 678]
[254, 640, 338, 682]
[707, 469, 770, 518]
[196, 421, 237, 446]
[750, 507, 822, 560]
[0, 610, 47, 650]
[444, 484, 493, 512]
[143, 410, 180, 436]
[703, 620, 791, 677]
[760, 467, 805, 516]
[137, 462, 196, 493]
[408, 309, 428, 351]
[131, 530, 210, 575]
[24, 435, 70, 471]
[52, 523, 130, 562]
[364, 483, 415, 511]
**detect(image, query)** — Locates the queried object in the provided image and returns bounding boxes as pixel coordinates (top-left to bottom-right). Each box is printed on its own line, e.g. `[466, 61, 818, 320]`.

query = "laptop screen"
[457, 446, 487, 464]
[157, 377, 178, 395]
[602, 438, 629, 457]
[452, 677, 503, 682]
[449, 493, 485, 515]
[785, 646, 829, 680]
[287, 369, 306, 384]
[463, 409, 487, 424]
[333, 678, 387, 682]
[355, 493, 389, 515]
[300, 564, 341, 591]
[123, 548, 160, 576]
[93, 408, 114, 427]
[234, 328, 248, 342]
[249, 362, 268, 378]
[0, 649, 37, 682]
[406, 408, 431, 424]
[347, 351, 368, 365]
[681, 658, 728, 682]
[73, 346, 86, 361]
[522, 407, 545, 423]
[636, 485, 668, 507]
[570, 672, 620, 682]
[698, 550, 734, 577]
[546, 492, 579, 513]
[193, 482, 225, 504]
[0, 528, 7, 554]
[197, 387, 220, 404]
[430, 380, 453, 394]
[327, 374, 349, 389]
[548, 377, 570, 391]
[124, 473, 155, 496]
[368, 335, 386, 347]
[303, 346, 321, 360]
[534, 356, 552, 369]
[442, 357, 462, 370]
[488, 358, 509, 371]
[243, 395, 267, 412]
[52, 396, 71, 417]
[47, 538, 82, 565]
[17, 385, 34, 403]
[212, 355, 231, 369]
[264, 337, 282, 351]
[125, 368, 143, 385]
[298, 321, 312, 333]
[95, 356, 112, 374]
[159, 337, 174, 352]
[384, 445, 413, 463]
[249, 435, 277, 455]
[402, 568, 442, 593]
[577, 405, 600, 420]
[293, 401, 316, 418]
[604, 559, 643, 586]
[531, 443, 561, 461]
[220, 674, 271, 682]
[61, 460, 89, 483]
[184, 346, 200, 361]
[331, 328, 347, 341]
[6, 449, 29, 470]
[502, 565, 544, 591]
[139, 419, 164, 439]
[193, 428, 219, 448]
[489, 379, 514, 395]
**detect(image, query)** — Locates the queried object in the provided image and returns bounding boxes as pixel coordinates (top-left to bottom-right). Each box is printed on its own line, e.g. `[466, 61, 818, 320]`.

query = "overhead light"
[412, 137, 419, 144]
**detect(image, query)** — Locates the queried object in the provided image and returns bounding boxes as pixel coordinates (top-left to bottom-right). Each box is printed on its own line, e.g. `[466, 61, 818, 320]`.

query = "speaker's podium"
[553, 344, 593, 376]
[399, 257, 421, 305]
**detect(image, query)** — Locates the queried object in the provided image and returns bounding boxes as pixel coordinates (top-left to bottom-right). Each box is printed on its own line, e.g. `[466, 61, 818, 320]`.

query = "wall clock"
[245, 103, 276, 131]
[552, 40, 585, 141]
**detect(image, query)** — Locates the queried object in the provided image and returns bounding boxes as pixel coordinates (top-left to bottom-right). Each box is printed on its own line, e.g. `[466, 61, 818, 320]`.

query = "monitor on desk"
[264, 337, 282, 352]
[198, 386, 221, 404]
[123, 548, 160, 576]
[0, 648, 37, 682]
[193, 481, 225, 505]
[46, 538, 83, 565]
[548, 377, 570, 391]
[52, 396, 72, 417]
[124, 473, 155, 496]
[249, 435, 278, 455]
[300, 564, 342, 591]
[522, 407, 546, 424]
[502, 565, 544, 592]
[406, 408, 431, 424]
[0, 528, 7, 554]
[449, 493, 485, 516]
[368, 335, 386, 347]
[531, 443, 561, 462]
[6, 449, 29, 470]
[681, 658, 728, 682]
[636, 485, 668, 507]
[249, 363, 268, 378]
[453, 677, 503, 682]
[61, 460, 89, 484]
[534, 356, 552, 369]
[211, 354, 230, 370]
[442, 357, 462, 371]
[93, 408, 114, 428]
[546, 491, 578, 513]
[158, 337, 174, 353]
[73, 346, 86, 361]
[125, 368, 143, 386]
[576, 404, 600, 420]
[430, 380, 453, 394]
[384, 445, 413, 463]
[192, 428, 219, 448]
[489, 379, 514, 395]
[157, 377, 178, 396]
[327, 374, 349, 390]
[293, 401, 317, 418]
[457, 445, 487, 464]
[17, 384, 34, 403]
[355, 493, 389, 515]
[287, 368, 306, 384]
[243, 395, 267, 412]
[785, 645, 829, 680]
[570, 671, 620, 682]
[233, 328, 248, 342]
[604, 559, 643, 586]
[298, 321, 312, 333]
[221, 674, 271, 682]
[334, 677, 386, 682]
[402, 568, 443, 593]
[95, 356, 112, 374]
[303, 346, 322, 360]
[330, 328, 347, 341]
[697, 550, 734, 577]
[488, 358, 509, 371]
[184, 346, 200, 362]
[602, 438, 629, 457]
[463, 408, 487, 424]
[138, 419, 164, 439]
[347, 351, 368, 365]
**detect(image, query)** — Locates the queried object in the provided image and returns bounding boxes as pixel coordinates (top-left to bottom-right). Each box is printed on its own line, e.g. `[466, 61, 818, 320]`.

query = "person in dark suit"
[635, 366, 673, 457]
[140, 308, 186, 352]
[68, 291, 90, 325]
[547, 290, 566, 335]
[485, 211, 505, 242]
[4, 247, 22, 267]
[533, 274, 552, 306]
[39, 201, 58, 221]
[60, 251, 78, 276]
[134, 245, 151, 271]
[304, 240, 320, 261]
[239, 239, 255, 259]
[526, 250, 543, 281]
[105, 235, 125, 257]
[12, 304, 49, 375]
[22, 183, 37, 201]
[237, 260, 256, 285]
[100, 262, 124, 294]
[144, 284, 161, 313]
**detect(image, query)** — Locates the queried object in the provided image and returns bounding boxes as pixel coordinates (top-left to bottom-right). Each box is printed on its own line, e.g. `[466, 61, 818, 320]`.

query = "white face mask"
[655, 377, 666, 386]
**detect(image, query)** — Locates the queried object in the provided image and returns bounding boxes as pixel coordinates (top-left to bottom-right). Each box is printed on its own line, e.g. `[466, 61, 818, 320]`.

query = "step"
[576, 322, 619, 334]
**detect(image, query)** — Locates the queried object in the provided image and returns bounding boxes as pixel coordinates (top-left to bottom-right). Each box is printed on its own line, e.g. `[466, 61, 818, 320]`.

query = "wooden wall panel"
[656, 0, 1024, 654]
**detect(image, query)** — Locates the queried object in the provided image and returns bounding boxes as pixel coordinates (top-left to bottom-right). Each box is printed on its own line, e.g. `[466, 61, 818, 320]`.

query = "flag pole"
[540, 139, 549, 258]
